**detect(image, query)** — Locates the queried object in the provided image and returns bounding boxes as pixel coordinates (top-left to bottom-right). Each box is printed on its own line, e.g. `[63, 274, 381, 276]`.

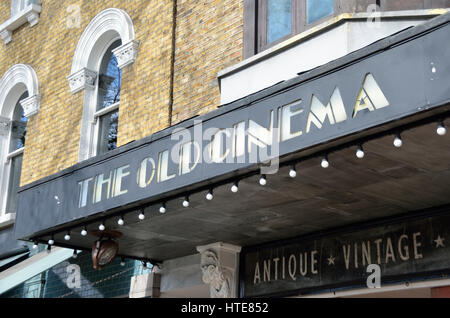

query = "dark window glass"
[6, 153, 23, 214]
[307, 0, 335, 24]
[98, 110, 119, 154]
[267, 0, 292, 44]
[6, 92, 28, 214]
[98, 40, 122, 110]
[97, 40, 121, 155]
[10, 92, 28, 152]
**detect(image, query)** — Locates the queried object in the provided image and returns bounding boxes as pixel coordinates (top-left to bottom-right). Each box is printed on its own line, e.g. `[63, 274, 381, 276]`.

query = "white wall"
[219, 15, 435, 105]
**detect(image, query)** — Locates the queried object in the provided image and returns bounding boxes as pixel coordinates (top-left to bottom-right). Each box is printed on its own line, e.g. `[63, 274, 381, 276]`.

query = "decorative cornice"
[0, 4, 42, 44]
[0, 30, 12, 44]
[67, 68, 97, 94]
[20, 94, 41, 117]
[112, 40, 140, 69]
[197, 242, 242, 254]
[26, 11, 40, 27]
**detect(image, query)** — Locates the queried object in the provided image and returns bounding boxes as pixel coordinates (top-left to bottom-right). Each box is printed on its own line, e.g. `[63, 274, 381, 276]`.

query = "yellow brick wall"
[172, 0, 243, 123]
[0, 0, 243, 186]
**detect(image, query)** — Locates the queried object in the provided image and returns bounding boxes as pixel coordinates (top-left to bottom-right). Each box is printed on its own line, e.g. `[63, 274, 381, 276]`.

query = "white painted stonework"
[67, 68, 97, 94]
[0, 64, 40, 226]
[0, 30, 12, 45]
[129, 273, 161, 298]
[26, 10, 39, 27]
[113, 40, 140, 69]
[20, 94, 41, 117]
[197, 242, 241, 298]
[69, 8, 137, 78]
[67, 8, 138, 161]
[0, 3, 41, 44]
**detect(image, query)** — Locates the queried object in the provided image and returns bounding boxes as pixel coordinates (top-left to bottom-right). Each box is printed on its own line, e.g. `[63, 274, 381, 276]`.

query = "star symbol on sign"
[434, 235, 445, 248]
[327, 255, 336, 266]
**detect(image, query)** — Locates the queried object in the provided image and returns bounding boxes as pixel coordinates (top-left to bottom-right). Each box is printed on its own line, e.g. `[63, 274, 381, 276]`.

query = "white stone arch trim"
[0, 64, 41, 118]
[0, 64, 40, 225]
[67, 8, 139, 94]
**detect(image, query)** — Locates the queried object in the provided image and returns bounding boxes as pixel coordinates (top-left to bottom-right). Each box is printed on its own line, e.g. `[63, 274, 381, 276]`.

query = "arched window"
[67, 8, 139, 161]
[95, 39, 122, 155]
[6, 92, 28, 214]
[0, 64, 40, 227]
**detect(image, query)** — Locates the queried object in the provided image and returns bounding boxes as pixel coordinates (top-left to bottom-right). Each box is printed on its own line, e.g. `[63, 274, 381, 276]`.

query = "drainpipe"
[168, 0, 178, 127]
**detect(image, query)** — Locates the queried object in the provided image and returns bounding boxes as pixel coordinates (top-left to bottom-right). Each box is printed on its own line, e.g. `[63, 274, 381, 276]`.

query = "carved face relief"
[199, 250, 231, 298]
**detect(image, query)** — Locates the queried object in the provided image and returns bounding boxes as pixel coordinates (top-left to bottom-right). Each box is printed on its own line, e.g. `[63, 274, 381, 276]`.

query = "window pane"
[267, 0, 292, 44]
[10, 92, 28, 152]
[98, 40, 122, 110]
[97, 110, 119, 155]
[307, 0, 334, 24]
[11, 0, 35, 16]
[6, 154, 23, 214]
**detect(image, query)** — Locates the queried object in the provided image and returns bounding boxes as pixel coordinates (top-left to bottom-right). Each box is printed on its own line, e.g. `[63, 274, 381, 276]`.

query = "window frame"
[88, 38, 122, 158]
[253, 0, 341, 55]
[2, 97, 27, 218]
[93, 101, 120, 155]
[244, 0, 446, 58]
[11, 0, 27, 16]
[5, 148, 24, 215]
[0, 64, 39, 227]
[68, 8, 138, 162]
[257, 0, 303, 53]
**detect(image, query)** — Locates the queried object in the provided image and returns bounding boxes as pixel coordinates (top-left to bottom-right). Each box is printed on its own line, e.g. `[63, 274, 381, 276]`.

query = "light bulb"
[159, 204, 166, 214]
[206, 190, 214, 201]
[81, 228, 88, 236]
[289, 167, 297, 178]
[393, 135, 403, 148]
[356, 146, 365, 159]
[437, 123, 447, 136]
[33, 242, 38, 249]
[139, 212, 145, 220]
[231, 183, 239, 193]
[120, 259, 126, 266]
[321, 157, 329, 169]
[259, 175, 267, 186]
[48, 238, 54, 246]
[72, 250, 78, 259]
[99, 223, 105, 231]
[183, 198, 190, 208]
[64, 233, 71, 241]
[118, 217, 125, 226]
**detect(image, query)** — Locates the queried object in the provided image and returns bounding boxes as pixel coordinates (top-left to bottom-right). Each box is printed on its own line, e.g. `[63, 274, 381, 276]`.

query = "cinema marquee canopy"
[14, 13, 450, 264]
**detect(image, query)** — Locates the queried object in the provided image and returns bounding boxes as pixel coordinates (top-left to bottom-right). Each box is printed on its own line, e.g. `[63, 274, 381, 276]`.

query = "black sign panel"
[14, 14, 450, 240]
[241, 212, 450, 297]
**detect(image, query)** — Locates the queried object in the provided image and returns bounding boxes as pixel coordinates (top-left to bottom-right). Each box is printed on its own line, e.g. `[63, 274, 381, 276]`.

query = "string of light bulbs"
[30, 115, 448, 258]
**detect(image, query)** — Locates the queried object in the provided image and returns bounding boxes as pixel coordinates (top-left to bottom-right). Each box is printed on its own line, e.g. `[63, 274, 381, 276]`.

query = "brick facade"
[0, 0, 243, 186]
[172, 0, 243, 123]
